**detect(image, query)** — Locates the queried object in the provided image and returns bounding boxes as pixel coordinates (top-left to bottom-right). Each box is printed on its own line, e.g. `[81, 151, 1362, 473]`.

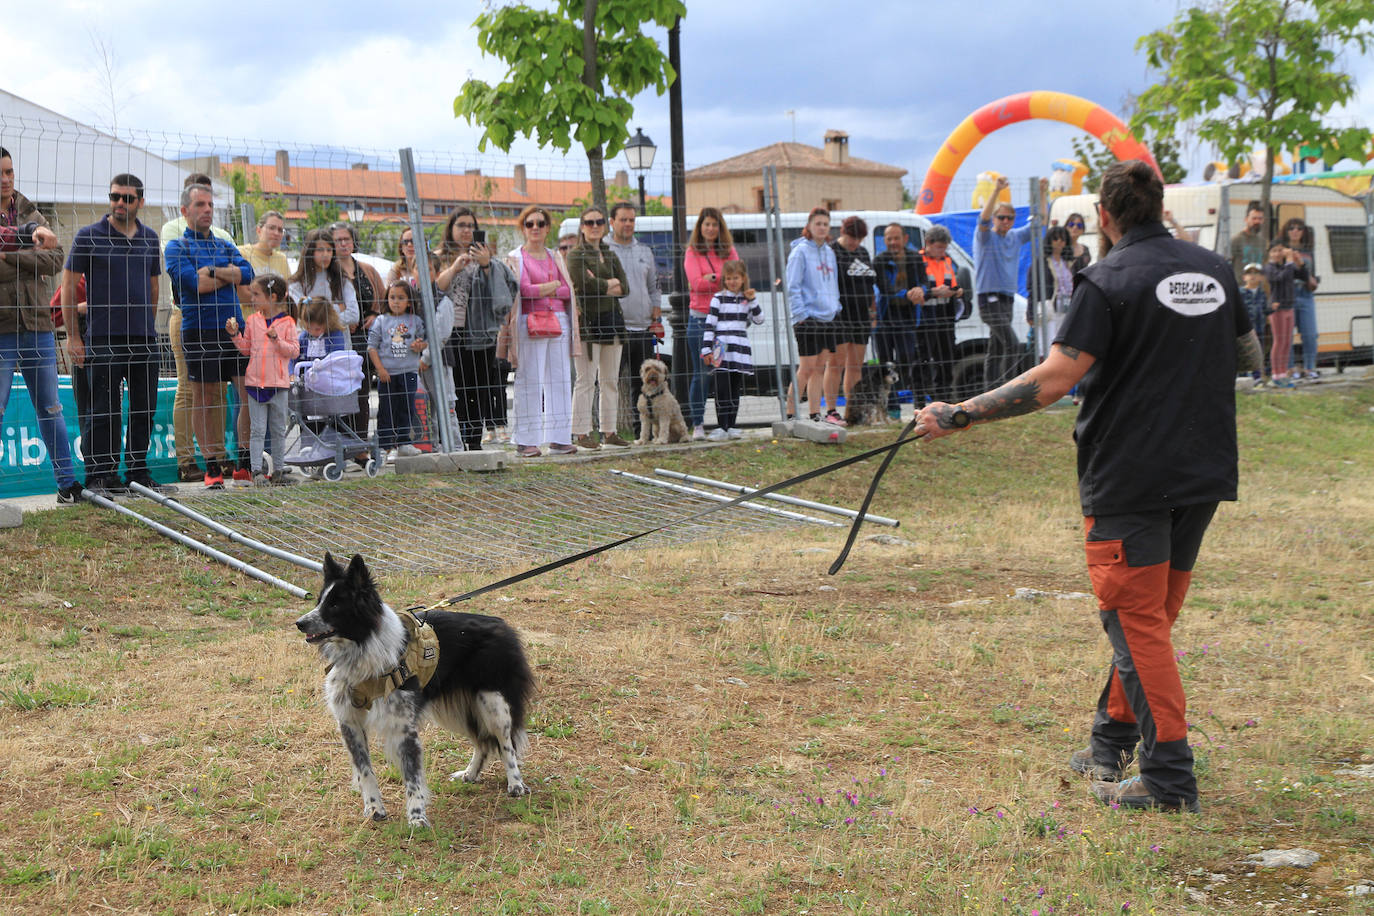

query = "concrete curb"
[394, 450, 508, 474]
[774, 418, 846, 444]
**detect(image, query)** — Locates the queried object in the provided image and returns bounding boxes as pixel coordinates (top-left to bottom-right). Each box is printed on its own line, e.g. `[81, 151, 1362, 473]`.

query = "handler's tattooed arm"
[961, 375, 1045, 424]
[960, 344, 1094, 426]
[917, 344, 1093, 439]
[1235, 329, 1262, 374]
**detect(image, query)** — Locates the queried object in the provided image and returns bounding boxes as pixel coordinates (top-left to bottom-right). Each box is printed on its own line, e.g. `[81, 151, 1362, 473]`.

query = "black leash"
[828, 418, 919, 575]
[432, 422, 926, 608]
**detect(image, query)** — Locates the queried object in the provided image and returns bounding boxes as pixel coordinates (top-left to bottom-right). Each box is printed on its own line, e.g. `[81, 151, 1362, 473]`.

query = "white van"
[1049, 182, 1373, 369]
[559, 209, 1026, 397]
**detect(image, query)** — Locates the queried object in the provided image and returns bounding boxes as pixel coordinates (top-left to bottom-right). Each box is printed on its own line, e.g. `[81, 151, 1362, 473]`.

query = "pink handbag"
[525, 310, 561, 338]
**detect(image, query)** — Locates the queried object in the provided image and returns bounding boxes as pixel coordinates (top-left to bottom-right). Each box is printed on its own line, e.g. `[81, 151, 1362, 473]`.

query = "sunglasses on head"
[109, 192, 139, 204]
[582, 217, 606, 226]
[525, 219, 547, 229]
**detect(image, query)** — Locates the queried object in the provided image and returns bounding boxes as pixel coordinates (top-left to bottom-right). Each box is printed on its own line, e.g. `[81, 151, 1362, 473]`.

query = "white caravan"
[1049, 182, 1373, 369]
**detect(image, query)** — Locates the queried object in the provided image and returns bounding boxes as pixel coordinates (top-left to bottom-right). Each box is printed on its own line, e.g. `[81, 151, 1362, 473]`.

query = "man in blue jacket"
[165, 184, 253, 488]
[873, 223, 927, 415]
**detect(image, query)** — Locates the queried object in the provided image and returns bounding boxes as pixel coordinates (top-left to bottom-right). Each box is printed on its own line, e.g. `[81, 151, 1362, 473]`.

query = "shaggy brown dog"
[635, 358, 689, 445]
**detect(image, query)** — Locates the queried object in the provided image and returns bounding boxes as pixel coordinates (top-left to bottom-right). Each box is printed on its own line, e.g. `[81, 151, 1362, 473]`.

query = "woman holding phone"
[438, 208, 517, 451]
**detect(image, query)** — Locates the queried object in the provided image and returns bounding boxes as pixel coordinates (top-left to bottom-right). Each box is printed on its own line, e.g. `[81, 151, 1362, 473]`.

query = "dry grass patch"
[0, 382, 1371, 914]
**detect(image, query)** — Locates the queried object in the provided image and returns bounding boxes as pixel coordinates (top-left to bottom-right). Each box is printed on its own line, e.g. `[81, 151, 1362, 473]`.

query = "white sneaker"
[707, 427, 729, 441]
[397, 444, 422, 457]
[727, 428, 743, 439]
[384, 449, 398, 464]
[692, 425, 706, 441]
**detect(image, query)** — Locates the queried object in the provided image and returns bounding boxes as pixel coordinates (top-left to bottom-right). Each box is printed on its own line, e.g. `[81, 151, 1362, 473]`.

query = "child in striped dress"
[701, 260, 763, 440]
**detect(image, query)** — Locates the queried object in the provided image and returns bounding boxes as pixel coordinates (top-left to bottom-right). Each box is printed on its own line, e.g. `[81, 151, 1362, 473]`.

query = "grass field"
[1, 380, 1371, 915]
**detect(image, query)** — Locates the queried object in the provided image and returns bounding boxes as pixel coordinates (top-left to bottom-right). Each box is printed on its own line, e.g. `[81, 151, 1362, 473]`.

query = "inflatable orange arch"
[915, 91, 1160, 214]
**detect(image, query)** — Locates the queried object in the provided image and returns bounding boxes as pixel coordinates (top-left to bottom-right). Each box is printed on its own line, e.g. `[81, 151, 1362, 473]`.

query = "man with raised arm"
[916, 160, 1262, 815]
[973, 175, 1048, 386]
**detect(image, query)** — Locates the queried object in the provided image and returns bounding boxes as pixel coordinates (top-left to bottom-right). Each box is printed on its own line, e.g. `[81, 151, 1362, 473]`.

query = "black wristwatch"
[949, 406, 971, 429]
[207, 266, 216, 279]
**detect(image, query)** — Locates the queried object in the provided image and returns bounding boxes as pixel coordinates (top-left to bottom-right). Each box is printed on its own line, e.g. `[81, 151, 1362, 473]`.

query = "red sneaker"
[231, 466, 253, 484]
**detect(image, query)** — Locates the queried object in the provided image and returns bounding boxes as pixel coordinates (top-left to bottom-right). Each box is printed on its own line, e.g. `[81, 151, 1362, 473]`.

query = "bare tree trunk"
[582, 0, 607, 214]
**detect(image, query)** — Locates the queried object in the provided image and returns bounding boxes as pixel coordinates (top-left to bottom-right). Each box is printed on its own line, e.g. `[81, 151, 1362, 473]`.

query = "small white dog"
[635, 358, 689, 445]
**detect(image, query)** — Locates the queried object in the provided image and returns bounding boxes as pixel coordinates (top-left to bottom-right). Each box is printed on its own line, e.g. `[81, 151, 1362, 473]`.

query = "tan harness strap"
[346, 609, 440, 710]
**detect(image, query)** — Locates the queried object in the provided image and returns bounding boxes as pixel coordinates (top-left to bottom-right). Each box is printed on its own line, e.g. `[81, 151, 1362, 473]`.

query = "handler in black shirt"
[914, 161, 1262, 814]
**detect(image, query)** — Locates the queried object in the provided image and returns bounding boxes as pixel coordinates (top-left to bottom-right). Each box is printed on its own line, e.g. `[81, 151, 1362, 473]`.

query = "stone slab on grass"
[791, 417, 846, 444]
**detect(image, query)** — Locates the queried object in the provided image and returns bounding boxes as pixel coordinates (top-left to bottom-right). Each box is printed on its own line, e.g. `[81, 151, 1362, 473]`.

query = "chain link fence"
[0, 111, 1043, 500]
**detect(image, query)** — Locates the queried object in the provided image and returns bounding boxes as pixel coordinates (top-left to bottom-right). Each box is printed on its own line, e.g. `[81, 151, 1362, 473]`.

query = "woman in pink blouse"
[505, 204, 581, 457]
[683, 207, 739, 439]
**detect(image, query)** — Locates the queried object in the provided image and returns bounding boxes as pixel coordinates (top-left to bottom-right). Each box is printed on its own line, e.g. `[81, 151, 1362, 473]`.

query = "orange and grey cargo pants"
[1083, 502, 1217, 808]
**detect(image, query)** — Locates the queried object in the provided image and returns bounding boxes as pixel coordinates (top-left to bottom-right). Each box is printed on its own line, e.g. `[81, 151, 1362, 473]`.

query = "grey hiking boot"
[1093, 776, 1201, 813]
[1070, 747, 1126, 782]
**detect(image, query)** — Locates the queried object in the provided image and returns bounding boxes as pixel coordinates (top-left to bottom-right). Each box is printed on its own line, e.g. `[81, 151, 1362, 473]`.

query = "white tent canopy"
[0, 89, 232, 211]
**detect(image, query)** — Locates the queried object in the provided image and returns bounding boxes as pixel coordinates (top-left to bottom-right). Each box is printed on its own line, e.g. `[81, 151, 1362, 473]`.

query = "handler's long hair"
[1098, 160, 1163, 236]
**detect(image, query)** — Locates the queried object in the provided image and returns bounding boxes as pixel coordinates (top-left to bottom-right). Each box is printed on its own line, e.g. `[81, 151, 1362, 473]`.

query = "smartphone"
[471, 229, 486, 245]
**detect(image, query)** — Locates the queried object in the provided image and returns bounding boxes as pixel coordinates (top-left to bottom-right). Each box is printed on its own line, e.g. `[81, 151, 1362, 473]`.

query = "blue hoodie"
[785, 236, 841, 324]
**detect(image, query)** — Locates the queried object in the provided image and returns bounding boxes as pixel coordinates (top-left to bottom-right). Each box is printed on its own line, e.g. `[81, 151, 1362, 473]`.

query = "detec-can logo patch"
[1155, 272, 1226, 316]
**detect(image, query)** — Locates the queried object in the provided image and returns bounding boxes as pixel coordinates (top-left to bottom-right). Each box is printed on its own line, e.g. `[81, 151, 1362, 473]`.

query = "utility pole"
[668, 15, 689, 404]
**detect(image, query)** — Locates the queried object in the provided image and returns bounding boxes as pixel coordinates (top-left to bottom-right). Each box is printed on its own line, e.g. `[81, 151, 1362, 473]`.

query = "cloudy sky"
[4, 0, 1373, 207]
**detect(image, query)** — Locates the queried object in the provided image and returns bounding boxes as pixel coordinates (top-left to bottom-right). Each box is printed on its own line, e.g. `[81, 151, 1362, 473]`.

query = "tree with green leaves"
[454, 0, 685, 214]
[1133, 0, 1374, 247]
[221, 166, 288, 243]
[299, 200, 344, 235]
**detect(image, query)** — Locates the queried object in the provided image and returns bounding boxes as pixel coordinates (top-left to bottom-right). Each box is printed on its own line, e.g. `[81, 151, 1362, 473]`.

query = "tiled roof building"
[685, 130, 906, 213]
[223, 152, 594, 227]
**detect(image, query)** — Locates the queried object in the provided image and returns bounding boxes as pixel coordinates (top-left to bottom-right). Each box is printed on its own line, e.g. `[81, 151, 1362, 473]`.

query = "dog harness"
[341, 609, 440, 710]
[643, 385, 671, 423]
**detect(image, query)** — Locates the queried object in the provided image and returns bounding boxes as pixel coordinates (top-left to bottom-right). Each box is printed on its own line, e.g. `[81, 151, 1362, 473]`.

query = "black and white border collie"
[296, 552, 535, 826]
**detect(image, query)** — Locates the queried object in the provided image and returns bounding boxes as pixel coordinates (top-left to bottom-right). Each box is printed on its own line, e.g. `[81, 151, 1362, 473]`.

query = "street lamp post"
[624, 127, 657, 213]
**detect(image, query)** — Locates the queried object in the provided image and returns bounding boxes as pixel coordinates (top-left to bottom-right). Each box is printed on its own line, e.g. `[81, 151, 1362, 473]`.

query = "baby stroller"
[283, 350, 383, 481]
